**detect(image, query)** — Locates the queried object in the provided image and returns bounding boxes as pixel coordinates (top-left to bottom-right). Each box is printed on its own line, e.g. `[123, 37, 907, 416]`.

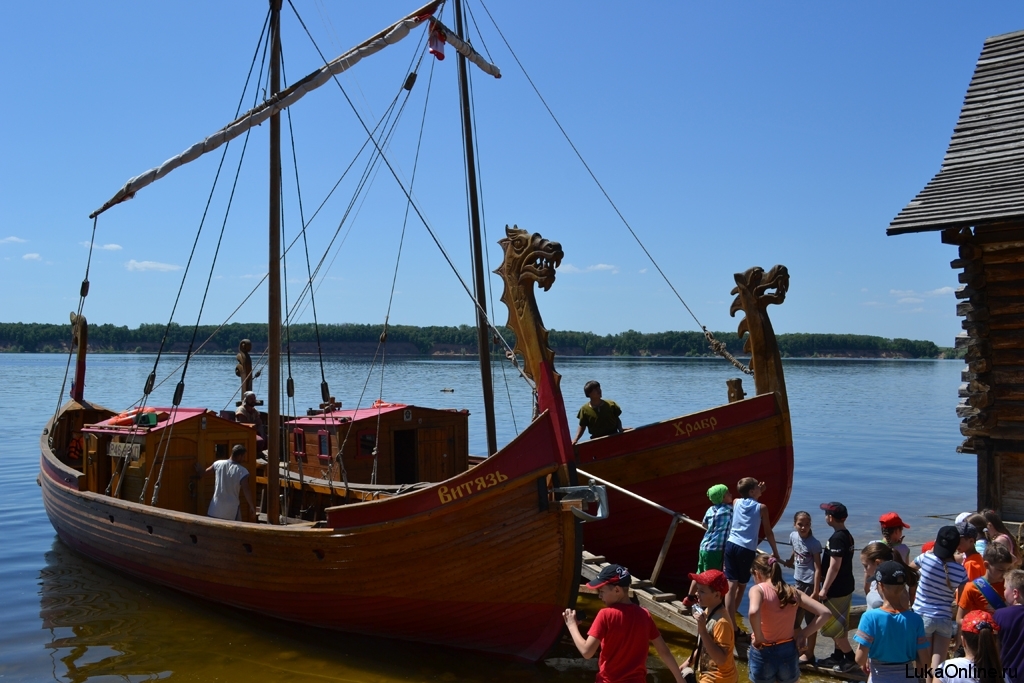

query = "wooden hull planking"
[576, 393, 793, 586]
[39, 410, 579, 661]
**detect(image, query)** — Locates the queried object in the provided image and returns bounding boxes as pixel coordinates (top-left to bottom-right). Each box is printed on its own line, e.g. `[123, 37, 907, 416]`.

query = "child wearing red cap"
[938, 610, 1004, 683]
[879, 512, 911, 564]
[562, 565, 685, 683]
[681, 569, 737, 683]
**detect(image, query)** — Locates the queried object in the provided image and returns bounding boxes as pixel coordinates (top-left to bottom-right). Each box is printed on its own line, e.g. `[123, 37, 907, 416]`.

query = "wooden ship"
[575, 265, 793, 586]
[888, 29, 1024, 518]
[40, 2, 597, 661]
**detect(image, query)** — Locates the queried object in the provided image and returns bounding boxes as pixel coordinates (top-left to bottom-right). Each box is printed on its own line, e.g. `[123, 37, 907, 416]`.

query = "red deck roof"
[82, 407, 212, 435]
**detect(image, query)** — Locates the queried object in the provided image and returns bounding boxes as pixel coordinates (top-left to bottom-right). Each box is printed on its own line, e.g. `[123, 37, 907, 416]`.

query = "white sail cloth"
[91, 9, 500, 218]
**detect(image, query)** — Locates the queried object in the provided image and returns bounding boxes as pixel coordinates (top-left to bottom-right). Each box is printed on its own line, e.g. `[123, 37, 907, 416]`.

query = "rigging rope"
[50, 216, 98, 437]
[146, 21, 271, 506]
[465, 39, 519, 436]
[475, 0, 750, 375]
[285, 0, 527, 381]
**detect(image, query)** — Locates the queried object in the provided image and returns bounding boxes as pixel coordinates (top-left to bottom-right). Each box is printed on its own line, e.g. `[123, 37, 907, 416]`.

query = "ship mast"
[267, 0, 283, 524]
[453, 0, 497, 456]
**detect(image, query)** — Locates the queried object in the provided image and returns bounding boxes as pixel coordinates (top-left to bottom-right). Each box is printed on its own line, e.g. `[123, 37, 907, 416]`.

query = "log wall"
[944, 221, 1024, 519]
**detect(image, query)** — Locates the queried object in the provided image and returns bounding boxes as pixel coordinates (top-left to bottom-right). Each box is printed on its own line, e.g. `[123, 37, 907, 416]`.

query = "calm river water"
[0, 353, 969, 681]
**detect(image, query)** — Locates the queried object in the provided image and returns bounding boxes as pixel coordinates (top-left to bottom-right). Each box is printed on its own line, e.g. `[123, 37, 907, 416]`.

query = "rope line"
[285, 0, 524, 377]
[475, 0, 746, 371]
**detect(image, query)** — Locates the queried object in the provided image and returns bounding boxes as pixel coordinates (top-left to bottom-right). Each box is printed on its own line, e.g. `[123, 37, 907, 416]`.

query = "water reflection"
[38, 539, 695, 682]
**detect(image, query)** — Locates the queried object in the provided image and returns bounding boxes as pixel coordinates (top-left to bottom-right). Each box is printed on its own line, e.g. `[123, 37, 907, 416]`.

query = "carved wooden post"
[726, 378, 746, 403]
[235, 339, 254, 396]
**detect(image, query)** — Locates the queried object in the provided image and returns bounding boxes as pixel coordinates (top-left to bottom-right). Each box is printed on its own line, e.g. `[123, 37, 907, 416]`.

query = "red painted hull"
[40, 407, 579, 661]
[576, 393, 793, 587]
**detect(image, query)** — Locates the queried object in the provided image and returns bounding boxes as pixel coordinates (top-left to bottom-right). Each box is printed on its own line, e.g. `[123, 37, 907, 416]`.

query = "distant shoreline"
[0, 322, 959, 360]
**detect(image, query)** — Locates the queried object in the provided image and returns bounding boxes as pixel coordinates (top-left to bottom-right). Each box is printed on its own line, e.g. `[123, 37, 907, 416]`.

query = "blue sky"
[2, 2, 1021, 345]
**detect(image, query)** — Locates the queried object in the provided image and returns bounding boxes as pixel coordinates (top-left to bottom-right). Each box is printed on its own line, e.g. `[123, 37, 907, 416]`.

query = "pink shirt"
[756, 580, 799, 643]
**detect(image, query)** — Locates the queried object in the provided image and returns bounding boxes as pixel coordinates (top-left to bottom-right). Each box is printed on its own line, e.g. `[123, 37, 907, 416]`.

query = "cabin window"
[317, 430, 330, 462]
[214, 443, 228, 460]
[358, 430, 376, 458]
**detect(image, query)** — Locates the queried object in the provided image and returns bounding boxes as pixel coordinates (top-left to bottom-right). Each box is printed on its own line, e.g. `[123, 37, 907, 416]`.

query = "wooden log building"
[888, 29, 1024, 518]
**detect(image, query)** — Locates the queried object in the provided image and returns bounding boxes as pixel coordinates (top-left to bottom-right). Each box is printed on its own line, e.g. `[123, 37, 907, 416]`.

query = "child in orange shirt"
[958, 521, 985, 581]
[957, 543, 1014, 627]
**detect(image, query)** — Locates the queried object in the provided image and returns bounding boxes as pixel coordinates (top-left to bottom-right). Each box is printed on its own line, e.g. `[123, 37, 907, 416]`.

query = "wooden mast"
[267, 0, 282, 524]
[453, 0, 497, 456]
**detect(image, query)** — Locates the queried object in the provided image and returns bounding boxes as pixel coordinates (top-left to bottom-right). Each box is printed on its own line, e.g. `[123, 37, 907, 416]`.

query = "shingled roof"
[887, 29, 1024, 236]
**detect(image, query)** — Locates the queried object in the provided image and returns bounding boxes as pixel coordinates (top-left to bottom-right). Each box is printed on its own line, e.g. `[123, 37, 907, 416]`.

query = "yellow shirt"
[698, 613, 738, 683]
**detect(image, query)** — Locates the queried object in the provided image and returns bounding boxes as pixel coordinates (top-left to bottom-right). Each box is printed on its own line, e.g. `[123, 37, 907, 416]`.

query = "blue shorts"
[748, 639, 800, 683]
[723, 541, 757, 583]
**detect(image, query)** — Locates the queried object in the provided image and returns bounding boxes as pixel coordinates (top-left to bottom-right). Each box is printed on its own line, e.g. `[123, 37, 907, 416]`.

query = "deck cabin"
[888, 29, 1024, 518]
[81, 408, 259, 520]
[285, 402, 470, 487]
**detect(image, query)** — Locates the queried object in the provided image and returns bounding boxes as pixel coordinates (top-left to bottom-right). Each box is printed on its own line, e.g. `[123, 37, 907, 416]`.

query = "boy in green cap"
[683, 484, 733, 612]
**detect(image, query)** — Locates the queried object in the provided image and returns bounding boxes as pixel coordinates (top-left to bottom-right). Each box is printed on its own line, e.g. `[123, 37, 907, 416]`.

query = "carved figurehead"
[729, 265, 789, 410]
[494, 226, 564, 389]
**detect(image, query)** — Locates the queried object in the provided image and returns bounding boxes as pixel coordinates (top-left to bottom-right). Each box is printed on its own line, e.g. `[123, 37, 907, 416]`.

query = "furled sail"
[91, 1, 501, 218]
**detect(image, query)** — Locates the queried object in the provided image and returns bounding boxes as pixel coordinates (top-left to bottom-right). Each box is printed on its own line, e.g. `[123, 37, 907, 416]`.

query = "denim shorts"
[921, 614, 954, 639]
[748, 639, 800, 683]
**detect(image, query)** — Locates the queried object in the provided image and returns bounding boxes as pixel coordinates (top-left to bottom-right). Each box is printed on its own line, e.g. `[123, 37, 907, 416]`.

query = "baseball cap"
[956, 520, 979, 540]
[707, 484, 729, 505]
[875, 560, 908, 586]
[961, 610, 999, 634]
[933, 526, 961, 560]
[879, 512, 910, 529]
[688, 569, 728, 596]
[587, 564, 631, 589]
[955, 512, 972, 526]
[820, 502, 848, 520]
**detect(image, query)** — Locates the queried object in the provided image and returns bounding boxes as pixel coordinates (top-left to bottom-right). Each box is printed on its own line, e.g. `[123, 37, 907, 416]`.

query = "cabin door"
[393, 429, 417, 484]
[417, 427, 455, 483]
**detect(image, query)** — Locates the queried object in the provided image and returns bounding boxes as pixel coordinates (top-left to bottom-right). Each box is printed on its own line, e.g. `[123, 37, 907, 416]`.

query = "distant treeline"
[0, 322, 954, 359]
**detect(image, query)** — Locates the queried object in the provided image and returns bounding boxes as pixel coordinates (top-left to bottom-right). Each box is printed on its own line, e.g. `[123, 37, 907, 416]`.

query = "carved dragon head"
[494, 226, 564, 384]
[730, 265, 789, 322]
[729, 265, 789, 398]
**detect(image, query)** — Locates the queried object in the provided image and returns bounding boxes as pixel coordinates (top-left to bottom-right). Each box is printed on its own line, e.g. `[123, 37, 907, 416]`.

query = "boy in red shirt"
[563, 565, 685, 683]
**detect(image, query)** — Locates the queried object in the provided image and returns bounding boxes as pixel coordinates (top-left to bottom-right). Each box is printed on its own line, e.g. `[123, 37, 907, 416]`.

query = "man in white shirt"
[203, 444, 257, 521]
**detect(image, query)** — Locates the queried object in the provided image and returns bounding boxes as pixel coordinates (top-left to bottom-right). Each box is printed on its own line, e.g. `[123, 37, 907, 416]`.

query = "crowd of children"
[561, 477, 1024, 683]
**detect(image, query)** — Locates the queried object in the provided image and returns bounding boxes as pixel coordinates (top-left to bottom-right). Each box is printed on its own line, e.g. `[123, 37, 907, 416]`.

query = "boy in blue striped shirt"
[683, 484, 733, 612]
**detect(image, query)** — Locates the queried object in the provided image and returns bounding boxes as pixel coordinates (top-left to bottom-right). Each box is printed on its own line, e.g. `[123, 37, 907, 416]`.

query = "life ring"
[108, 406, 157, 426]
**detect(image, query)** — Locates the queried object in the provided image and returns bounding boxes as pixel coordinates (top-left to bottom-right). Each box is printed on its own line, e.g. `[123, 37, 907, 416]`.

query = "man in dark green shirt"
[573, 380, 623, 444]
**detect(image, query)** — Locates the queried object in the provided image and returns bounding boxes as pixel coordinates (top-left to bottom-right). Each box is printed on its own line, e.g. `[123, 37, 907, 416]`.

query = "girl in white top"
[938, 610, 1003, 683]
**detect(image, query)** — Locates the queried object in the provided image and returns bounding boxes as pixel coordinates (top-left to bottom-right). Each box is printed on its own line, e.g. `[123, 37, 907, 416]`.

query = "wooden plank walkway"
[579, 551, 867, 682]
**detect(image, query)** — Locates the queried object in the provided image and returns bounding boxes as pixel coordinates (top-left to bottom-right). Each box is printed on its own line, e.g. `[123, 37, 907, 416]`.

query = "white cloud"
[2, 236, 27, 244]
[860, 288, 868, 293]
[22, 253, 41, 261]
[560, 262, 620, 275]
[126, 259, 182, 272]
[639, 268, 648, 274]
[890, 287, 953, 300]
[80, 242, 123, 251]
